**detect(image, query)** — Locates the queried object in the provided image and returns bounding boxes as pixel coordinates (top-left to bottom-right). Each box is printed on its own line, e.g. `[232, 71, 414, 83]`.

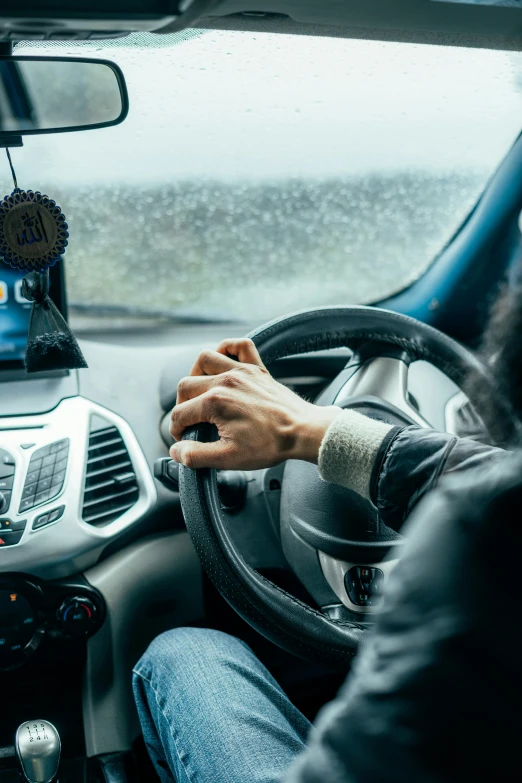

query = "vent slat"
[83, 500, 137, 525]
[83, 477, 115, 494]
[82, 422, 139, 527]
[89, 426, 118, 438]
[86, 460, 132, 480]
[83, 485, 138, 509]
[87, 447, 128, 466]
[88, 436, 122, 453]
[84, 471, 137, 495]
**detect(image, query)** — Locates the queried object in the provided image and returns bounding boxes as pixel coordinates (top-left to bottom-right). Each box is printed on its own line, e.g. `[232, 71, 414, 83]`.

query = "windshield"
[13, 32, 522, 327]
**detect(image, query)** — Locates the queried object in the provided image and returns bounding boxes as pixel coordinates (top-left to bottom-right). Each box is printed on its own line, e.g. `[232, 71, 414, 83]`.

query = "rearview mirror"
[0, 56, 128, 138]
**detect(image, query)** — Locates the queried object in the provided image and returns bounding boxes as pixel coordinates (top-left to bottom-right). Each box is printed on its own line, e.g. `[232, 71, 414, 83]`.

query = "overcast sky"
[10, 30, 522, 186]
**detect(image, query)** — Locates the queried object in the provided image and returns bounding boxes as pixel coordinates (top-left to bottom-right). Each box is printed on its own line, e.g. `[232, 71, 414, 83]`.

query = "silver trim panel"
[0, 397, 157, 579]
[334, 356, 431, 426]
[319, 551, 398, 614]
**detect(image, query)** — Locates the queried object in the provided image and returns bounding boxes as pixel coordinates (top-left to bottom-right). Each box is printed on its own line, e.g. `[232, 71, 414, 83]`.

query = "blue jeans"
[132, 627, 311, 783]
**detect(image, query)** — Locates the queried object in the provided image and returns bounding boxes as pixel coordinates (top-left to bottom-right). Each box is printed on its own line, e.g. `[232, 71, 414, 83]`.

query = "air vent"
[82, 423, 139, 527]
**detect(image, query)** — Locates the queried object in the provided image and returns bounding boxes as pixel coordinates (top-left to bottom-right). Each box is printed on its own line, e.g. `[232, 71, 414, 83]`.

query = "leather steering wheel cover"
[180, 440, 365, 666]
[249, 305, 494, 390]
[179, 305, 508, 666]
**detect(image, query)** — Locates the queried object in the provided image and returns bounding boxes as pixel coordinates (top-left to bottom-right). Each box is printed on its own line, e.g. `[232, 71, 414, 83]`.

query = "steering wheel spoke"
[335, 356, 431, 427]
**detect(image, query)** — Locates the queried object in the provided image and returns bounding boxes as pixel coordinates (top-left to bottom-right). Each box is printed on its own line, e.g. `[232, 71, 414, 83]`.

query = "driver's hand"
[169, 338, 340, 470]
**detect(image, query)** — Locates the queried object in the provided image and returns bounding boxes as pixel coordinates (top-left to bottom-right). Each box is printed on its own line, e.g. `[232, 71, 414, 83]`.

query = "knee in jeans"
[135, 627, 248, 679]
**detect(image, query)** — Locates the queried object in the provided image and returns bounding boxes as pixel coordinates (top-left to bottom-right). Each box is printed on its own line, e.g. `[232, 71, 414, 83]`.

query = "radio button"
[39, 465, 54, 480]
[0, 474, 13, 491]
[33, 506, 64, 531]
[34, 490, 51, 506]
[0, 451, 15, 479]
[19, 498, 35, 513]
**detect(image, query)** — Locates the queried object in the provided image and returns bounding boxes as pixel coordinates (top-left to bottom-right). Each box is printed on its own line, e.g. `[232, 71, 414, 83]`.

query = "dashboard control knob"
[154, 457, 179, 490]
[0, 588, 38, 664]
[57, 596, 97, 636]
[217, 470, 247, 511]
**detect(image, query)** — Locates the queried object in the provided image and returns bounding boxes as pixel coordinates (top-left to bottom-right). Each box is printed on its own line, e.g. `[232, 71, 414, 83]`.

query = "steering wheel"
[179, 306, 506, 667]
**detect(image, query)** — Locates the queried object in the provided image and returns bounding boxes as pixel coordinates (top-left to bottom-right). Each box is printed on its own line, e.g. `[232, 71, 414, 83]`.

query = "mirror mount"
[0, 135, 23, 149]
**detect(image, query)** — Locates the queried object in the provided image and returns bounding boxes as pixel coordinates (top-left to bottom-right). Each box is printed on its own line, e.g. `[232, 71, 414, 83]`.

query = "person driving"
[133, 283, 521, 783]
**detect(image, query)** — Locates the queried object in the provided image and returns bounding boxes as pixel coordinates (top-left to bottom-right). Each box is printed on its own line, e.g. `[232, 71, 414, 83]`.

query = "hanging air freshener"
[0, 188, 69, 272]
[0, 149, 87, 373]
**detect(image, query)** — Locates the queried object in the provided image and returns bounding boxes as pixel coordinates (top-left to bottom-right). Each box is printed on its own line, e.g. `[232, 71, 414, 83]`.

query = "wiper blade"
[69, 302, 242, 325]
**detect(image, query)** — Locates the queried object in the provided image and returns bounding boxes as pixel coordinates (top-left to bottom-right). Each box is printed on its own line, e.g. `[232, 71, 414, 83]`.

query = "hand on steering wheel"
[170, 338, 339, 470]
[175, 306, 507, 666]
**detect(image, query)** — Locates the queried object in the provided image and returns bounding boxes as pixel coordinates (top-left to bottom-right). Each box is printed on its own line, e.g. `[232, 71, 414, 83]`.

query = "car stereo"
[0, 258, 66, 370]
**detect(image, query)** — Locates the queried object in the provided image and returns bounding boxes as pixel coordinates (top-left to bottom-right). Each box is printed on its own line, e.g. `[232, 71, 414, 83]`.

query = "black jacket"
[287, 426, 521, 782]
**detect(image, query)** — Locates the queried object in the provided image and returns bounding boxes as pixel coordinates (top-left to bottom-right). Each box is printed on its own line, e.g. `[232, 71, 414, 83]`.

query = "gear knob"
[15, 720, 61, 783]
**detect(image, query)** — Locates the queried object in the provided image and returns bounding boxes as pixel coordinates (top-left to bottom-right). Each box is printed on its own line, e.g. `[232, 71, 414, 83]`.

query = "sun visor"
[193, 0, 522, 51]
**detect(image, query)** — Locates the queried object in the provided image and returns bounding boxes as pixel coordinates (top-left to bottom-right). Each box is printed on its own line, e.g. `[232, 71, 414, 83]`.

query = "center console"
[0, 259, 193, 782]
[0, 394, 157, 773]
[0, 573, 104, 670]
[0, 574, 105, 780]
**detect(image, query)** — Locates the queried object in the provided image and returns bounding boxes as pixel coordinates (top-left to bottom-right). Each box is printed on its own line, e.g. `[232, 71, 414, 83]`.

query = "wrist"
[290, 405, 342, 464]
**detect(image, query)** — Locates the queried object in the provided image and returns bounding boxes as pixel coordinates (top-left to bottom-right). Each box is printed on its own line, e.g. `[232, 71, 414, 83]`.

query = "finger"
[176, 375, 215, 405]
[189, 349, 238, 377]
[170, 439, 232, 469]
[170, 391, 220, 441]
[215, 338, 266, 369]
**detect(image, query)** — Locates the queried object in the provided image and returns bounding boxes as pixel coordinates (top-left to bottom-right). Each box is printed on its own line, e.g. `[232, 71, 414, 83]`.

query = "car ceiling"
[1, 0, 522, 50]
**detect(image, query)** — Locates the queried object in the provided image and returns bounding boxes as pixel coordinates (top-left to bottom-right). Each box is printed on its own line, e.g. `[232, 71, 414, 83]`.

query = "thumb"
[170, 440, 229, 469]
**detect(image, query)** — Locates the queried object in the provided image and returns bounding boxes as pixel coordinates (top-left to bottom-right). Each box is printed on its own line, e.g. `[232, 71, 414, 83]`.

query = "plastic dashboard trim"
[0, 396, 157, 580]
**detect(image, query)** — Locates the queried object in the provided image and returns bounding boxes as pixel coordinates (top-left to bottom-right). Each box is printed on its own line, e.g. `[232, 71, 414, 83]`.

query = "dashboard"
[0, 396, 156, 574]
[0, 327, 233, 676]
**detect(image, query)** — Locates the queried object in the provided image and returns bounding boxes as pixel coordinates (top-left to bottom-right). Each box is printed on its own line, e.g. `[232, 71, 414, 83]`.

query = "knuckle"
[205, 389, 223, 408]
[199, 349, 214, 365]
[217, 338, 233, 350]
[176, 377, 189, 396]
[220, 371, 241, 389]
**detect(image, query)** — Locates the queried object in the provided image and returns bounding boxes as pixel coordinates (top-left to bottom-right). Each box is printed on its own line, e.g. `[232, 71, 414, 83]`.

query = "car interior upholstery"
[1, 1, 522, 781]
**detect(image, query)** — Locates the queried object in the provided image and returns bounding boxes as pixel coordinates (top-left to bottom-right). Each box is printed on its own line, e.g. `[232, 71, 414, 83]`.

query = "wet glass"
[13, 32, 522, 326]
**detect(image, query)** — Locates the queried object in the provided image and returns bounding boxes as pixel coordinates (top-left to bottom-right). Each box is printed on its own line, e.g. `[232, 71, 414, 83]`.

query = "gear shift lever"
[15, 721, 61, 783]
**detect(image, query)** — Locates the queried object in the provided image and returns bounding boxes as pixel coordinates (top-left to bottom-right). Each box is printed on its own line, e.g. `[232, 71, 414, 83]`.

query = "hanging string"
[5, 147, 18, 190]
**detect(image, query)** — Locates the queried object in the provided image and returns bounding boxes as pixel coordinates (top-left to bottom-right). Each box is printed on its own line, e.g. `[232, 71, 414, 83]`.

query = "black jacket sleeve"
[285, 449, 522, 783]
[370, 426, 505, 533]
